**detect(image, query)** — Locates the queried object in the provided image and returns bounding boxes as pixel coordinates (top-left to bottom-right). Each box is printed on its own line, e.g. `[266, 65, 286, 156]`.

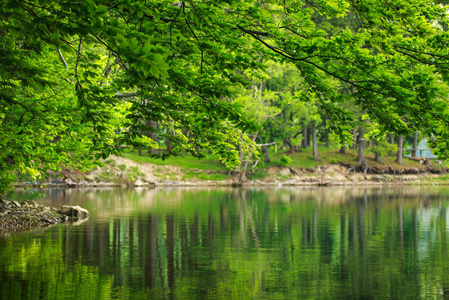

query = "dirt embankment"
[15, 155, 449, 188]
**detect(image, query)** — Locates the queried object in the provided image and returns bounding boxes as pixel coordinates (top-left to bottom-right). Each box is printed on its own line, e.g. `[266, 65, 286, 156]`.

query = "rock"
[11, 201, 21, 208]
[372, 175, 389, 182]
[23, 200, 39, 208]
[65, 178, 77, 187]
[143, 176, 157, 184]
[59, 205, 89, 221]
[133, 179, 145, 186]
[279, 168, 291, 176]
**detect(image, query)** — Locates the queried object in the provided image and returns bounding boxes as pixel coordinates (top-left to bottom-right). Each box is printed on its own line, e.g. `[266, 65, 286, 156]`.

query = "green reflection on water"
[2, 186, 449, 299]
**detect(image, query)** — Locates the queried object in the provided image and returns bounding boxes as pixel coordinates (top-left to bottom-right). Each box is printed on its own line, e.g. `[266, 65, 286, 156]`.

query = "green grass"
[120, 150, 228, 171]
[247, 171, 269, 180]
[181, 170, 229, 181]
[429, 173, 449, 181]
[268, 146, 426, 170]
[120, 146, 428, 175]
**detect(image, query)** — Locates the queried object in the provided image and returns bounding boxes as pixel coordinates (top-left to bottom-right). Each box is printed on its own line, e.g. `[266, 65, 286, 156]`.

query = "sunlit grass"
[121, 145, 429, 172]
[120, 150, 228, 171]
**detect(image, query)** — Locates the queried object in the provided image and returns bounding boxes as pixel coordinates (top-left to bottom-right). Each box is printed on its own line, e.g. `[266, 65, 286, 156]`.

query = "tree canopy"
[2, 0, 449, 192]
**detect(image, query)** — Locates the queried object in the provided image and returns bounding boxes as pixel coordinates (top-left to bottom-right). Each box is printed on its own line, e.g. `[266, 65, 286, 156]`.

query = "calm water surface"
[2, 186, 449, 299]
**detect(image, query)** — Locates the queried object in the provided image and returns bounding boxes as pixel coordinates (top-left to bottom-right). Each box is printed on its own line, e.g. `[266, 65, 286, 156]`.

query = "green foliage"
[280, 155, 292, 167]
[368, 136, 398, 158]
[0, 171, 15, 195]
[3, 0, 449, 193]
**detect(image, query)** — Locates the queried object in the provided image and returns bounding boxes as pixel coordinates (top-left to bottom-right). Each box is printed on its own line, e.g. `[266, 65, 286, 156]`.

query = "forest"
[2, 0, 449, 193]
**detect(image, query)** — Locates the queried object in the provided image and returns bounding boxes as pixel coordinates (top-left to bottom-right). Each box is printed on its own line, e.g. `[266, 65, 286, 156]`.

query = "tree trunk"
[301, 127, 307, 149]
[340, 145, 346, 154]
[374, 140, 382, 163]
[166, 139, 173, 152]
[412, 131, 418, 158]
[323, 114, 329, 147]
[396, 135, 403, 165]
[312, 121, 319, 160]
[358, 126, 366, 165]
[262, 146, 270, 163]
[306, 125, 311, 147]
[375, 152, 382, 163]
[236, 135, 257, 184]
[284, 138, 293, 152]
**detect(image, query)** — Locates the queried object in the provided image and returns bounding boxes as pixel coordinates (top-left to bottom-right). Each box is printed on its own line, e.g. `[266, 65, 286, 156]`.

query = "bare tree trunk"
[358, 127, 366, 165]
[396, 135, 403, 165]
[301, 127, 307, 149]
[262, 146, 270, 163]
[166, 139, 173, 152]
[323, 114, 329, 147]
[340, 145, 346, 154]
[284, 138, 293, 152]
[374, 140, 382, 163]
[412, 131, 418, 158]
[312, 121, 319, 160]
[375, 152, 382, 163]
[306, 125, 311, 147]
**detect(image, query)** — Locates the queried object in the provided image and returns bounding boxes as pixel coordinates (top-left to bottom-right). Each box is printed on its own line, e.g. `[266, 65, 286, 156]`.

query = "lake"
[2, 186, 449, 299]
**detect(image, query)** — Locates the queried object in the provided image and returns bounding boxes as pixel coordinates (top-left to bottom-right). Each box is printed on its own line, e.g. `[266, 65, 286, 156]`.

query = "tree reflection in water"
[2, 186, 449, 299]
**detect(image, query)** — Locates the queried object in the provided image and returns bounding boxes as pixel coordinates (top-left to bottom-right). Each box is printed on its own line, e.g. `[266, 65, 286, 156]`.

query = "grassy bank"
[118, 146, 446, 182]
[122, 146, 439, 171]
[13, 146, 448, 187]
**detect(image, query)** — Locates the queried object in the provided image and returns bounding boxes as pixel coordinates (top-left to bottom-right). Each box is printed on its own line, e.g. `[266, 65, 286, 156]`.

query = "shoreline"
[13, 173, 449, 189]
[4, 174, 449, 235]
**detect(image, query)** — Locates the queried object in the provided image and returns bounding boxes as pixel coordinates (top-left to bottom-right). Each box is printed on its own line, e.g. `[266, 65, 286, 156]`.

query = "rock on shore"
[0, 199, 89, 233]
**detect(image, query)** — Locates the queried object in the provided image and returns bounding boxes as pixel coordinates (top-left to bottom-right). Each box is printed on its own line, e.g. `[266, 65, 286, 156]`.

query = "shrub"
[329, 158, 341, 164]
[280, 155, 292, 167]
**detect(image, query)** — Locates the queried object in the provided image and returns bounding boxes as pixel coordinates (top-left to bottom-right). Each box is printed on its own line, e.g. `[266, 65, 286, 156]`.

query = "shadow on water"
[2, 186, 449, 299]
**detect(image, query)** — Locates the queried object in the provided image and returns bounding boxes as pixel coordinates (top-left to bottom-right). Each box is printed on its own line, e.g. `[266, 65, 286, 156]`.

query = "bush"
[329, 158, 341, 164]
[280, 155, 292, 167]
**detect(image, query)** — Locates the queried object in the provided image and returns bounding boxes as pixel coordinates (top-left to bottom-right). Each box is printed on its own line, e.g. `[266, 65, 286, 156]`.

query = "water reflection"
[2, 186, 449, 299]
